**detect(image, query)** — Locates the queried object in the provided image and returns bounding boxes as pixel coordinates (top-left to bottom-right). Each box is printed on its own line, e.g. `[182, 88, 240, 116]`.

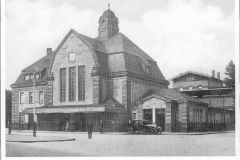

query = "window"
[39, 91, 44, 103]
[30, 75, 34, 79]
[36, 74, 41, 79]
[133, 113, 136, 119]
[199, 110, 202, 123]
[180, 86, 183, 91]
[60, 68, 66, 102]
[20, 92, 24, 104]
[198, 85, 202, 90]
[78, 66, 85, 101]
[25, 75, 30, 80]
[29, 92, 33, 104]
[69, 67, 76, 101]
[189, 86, 192, 90]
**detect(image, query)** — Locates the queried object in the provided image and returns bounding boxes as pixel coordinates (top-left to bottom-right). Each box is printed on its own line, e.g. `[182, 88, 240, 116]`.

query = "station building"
[11, 8, 235, 132]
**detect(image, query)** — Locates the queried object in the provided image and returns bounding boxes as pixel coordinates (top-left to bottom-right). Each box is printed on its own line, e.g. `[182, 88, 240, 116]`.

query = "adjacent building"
[169, 70, 235, 131]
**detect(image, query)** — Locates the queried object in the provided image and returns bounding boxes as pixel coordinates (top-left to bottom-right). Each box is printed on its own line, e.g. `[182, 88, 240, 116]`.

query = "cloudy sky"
[5, 0, 236, 89]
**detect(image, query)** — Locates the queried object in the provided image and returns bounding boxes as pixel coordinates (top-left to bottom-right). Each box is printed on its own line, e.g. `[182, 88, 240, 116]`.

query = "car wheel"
[128, 128, 133, 134]
[150, 128, 157, 135]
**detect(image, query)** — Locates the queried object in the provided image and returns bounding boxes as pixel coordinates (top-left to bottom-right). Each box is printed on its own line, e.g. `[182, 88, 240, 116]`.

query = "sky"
[4, 0, 236, 89]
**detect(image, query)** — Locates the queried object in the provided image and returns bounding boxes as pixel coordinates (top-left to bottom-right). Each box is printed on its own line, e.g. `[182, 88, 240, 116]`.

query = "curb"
[6, 138, 76, 143]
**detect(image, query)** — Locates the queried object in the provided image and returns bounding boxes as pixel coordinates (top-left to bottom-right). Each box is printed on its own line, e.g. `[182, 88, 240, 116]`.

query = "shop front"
[22, 105, 127, 132]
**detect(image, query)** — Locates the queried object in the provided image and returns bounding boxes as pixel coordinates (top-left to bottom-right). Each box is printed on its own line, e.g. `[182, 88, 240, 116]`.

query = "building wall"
[51, 33, 95, 106]
[173, 80, 208, 90]
[198, 96, 233, 109]
[208, 79, 223, 88]
[11, 85, 48, 129]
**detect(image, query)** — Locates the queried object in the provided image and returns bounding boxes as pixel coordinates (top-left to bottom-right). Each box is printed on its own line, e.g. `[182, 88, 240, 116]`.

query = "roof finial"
[108, 3, 110, 10]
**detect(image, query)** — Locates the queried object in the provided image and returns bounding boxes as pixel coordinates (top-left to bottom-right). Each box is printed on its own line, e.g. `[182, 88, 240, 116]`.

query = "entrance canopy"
[22, 105, 126, 114]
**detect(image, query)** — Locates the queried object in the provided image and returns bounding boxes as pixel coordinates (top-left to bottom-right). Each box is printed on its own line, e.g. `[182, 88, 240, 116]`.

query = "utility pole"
[33, 67, 39, 137]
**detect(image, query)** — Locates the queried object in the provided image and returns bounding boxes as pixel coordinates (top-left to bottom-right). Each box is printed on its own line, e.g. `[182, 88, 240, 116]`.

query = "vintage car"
[126, 119, 162, 135]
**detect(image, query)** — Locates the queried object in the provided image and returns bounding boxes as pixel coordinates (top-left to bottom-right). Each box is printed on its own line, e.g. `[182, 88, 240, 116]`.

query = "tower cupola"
[98, 4, 119, 41]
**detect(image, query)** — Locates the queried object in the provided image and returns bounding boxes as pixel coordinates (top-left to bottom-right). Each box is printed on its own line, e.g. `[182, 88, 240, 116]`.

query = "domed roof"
[99, 9, 118, 22]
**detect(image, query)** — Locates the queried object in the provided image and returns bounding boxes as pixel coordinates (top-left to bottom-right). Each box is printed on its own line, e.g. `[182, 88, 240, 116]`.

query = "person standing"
[8, 119, 11, 135]
[87, 121, 93, 139]
[65, 121, 69, 132]
[100, 120, 104, 134]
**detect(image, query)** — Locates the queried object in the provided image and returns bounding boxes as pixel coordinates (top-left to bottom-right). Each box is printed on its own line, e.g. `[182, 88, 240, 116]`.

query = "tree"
[223, 60, 235, 99]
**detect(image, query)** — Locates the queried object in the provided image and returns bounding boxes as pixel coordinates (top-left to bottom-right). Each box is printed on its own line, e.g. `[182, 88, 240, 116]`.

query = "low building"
[169, 70, 235, 131]
[133, 89, 209, 132]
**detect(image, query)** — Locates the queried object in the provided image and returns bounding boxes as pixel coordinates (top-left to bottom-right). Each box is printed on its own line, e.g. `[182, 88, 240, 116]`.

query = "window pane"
[29, 92, 33, 103]
[25, 75, 29, 80]
[69, 67, 76, 101]
[39, 91, 44, 103]
[60, 68, 66, 102]
[20, 92, 24, 104]
[78, 66, 85, 101]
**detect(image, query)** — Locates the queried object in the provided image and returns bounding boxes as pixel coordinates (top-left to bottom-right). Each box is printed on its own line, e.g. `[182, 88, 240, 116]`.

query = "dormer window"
[36, 73, 41, 79]
[180, 86, 183, 91]
[25, 75, 30, 80]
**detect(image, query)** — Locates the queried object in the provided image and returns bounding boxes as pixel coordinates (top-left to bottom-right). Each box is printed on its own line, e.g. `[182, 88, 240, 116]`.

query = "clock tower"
[98, 4, 119, 41]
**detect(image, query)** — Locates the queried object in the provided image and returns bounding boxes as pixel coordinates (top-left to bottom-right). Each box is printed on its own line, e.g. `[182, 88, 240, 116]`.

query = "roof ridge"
[22, 51, 54, 72]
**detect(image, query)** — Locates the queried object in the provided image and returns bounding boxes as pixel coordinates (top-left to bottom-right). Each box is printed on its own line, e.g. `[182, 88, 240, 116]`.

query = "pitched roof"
[103, 33, 156, 64]
[169, 71, 221, 81]
[12, 29, 168, 87]
[142, 88, 207, 104]
[12, 52, 54, 87]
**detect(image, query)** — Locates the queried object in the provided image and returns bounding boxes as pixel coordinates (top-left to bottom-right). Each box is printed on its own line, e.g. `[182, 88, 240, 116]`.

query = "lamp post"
[33, 67, 39, 137]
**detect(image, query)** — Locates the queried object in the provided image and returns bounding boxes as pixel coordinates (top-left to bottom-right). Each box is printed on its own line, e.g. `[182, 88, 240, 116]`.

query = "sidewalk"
[8, 128, 234, 136]
[6, 129, 75, 143]
[6, 134, 75, 143]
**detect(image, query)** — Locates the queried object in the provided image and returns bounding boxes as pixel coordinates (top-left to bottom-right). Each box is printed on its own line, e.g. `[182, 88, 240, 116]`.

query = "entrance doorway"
[156, 109, 165, 131]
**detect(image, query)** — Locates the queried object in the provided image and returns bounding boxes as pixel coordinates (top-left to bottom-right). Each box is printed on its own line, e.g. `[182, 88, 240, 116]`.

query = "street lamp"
[33, 67, 39, 137]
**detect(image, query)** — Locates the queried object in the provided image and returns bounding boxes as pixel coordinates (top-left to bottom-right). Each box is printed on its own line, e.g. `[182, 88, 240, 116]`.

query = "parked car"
[127, 119, 162, 135]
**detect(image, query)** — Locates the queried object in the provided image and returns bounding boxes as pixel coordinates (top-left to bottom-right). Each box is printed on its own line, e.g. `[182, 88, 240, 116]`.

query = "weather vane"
[108, 3, 110, 10]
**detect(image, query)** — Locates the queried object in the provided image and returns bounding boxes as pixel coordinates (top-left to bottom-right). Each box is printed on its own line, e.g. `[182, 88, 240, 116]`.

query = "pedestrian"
[100, 120, 104, 134]
[65, 120, 69, 132]
[8, 120, 11, 135]
[87, 121, 93, 139]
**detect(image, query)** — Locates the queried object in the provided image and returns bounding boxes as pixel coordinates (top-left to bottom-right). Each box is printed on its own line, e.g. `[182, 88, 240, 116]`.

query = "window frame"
[25, 75, 30, 80]
[78, 66, 85, 101]
[69, 67, 76, 101]
[60, 68, 67, 102]
[29, 92, 33, 104]
[20, 92, 24, 104]
[39, 91, 44, 103]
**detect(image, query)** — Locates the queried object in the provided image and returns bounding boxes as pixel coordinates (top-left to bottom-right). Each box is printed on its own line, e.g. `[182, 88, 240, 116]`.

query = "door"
[156, 109, 165, 131]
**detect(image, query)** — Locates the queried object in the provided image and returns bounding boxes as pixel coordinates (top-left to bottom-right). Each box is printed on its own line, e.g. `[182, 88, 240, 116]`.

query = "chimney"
[47, 48, 52, 55]
[217, 72, 220, 79]
[212, 70, 215, 78]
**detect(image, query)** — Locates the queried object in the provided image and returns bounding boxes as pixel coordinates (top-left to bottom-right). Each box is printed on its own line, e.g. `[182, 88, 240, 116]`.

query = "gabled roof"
[11, 52, 54, 87]
[169, 71, 221, 81]
[141, 89, 207, 104]
[12, 29, 168, 87]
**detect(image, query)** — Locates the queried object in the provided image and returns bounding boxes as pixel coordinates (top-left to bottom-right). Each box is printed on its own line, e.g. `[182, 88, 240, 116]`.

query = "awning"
[22, 105, 126, 114]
